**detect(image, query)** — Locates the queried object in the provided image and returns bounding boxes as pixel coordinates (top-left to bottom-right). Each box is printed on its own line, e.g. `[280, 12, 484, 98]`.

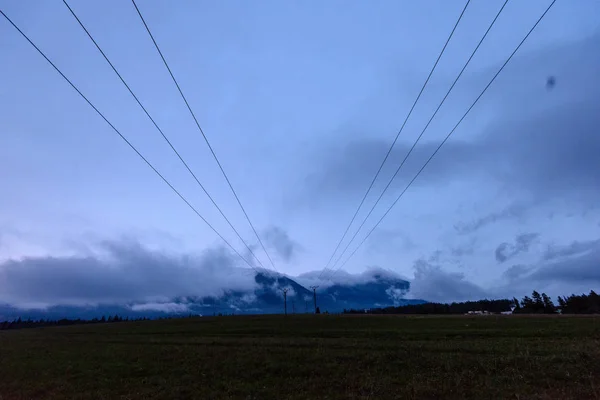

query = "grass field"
[1, 315, 599, 399]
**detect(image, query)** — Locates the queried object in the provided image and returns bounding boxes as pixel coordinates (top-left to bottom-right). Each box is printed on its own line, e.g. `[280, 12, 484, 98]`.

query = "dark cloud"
[263, 226, 301, 262]
[495, 232, 539, 263]
[0, 241, 258, 307]
[494, 238, 600, 298]
[455, 202, 530, 234]
[502, 264, 533, 282]
[409, 237, 600, 302]
[308, 96, 600, 202]
[515, 233, 538, 251]
[450, 240, 477, 258]
[543, 239, 600, 261]
[530, 242, 600, 284]
[416, 237, 600, 302]
[304, 136, 478, 199]
[303, 35, 600, 209]
[428, 250, 443, 263]
[408, 260, 488, 303]
[495, 243, 511, 263]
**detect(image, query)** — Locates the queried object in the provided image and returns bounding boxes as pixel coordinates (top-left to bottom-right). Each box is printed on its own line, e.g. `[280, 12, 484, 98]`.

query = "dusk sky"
[1, 0, 599, 308]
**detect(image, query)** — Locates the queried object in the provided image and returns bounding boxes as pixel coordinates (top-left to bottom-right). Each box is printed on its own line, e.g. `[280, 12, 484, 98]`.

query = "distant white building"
[501, 306, 516, 315]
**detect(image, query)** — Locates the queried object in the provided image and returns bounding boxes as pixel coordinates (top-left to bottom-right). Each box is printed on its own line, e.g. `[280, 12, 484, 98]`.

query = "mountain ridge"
[0, 270, 425, 320]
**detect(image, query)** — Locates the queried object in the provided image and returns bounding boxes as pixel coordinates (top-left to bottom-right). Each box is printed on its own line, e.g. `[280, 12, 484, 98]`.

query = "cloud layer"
[304, 35, 600, 207]
[295, 266, 409, 289]
[263, 226, 301, 262]
[0, 241, 258, 308]
[2, 235, 598, 308]
[414, 238, 600, 303]
[408, 260, 488, 303]
[495, 233, 539, 263]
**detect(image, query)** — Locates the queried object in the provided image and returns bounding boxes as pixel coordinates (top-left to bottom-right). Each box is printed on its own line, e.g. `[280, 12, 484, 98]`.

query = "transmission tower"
[309, 286, 319, 314]
[280, 288, 290, 316]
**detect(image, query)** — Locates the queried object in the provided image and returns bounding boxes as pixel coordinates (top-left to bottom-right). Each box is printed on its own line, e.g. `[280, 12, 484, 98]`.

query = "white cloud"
[129, 302, 190, 313]
[239, 293, 257, 304]
[385, 286, 408, 304]
[295, 266, 409, 289]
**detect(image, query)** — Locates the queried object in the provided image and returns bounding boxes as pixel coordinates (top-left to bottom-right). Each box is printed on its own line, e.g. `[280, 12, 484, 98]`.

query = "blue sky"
[1, 0, 600, 307]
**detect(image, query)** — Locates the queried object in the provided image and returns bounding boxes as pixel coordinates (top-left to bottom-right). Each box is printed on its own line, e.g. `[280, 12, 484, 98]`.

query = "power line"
[327, 0, 557, 279]
[62, 0, 267, 271]
[130, 0, 278, 273]
[0, 9, 258, 272]
[318, 0, 471, 279]
[322, 0, 510, 279]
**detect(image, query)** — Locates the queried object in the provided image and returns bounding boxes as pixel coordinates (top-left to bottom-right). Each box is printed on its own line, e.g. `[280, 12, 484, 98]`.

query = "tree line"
[344, 299, 514, 315]
[513, 290, 600, 314]
[0, 313, 201, 331]
[0, 315, 145, 331]
[344, 290, 600, 315]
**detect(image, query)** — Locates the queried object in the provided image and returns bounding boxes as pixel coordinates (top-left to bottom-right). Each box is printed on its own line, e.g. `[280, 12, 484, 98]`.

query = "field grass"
[1, 315, 599, 399]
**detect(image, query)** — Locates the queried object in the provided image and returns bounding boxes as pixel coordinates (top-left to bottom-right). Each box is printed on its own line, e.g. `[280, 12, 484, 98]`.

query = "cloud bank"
[408, 260, 488, 303]
[263, 226, 301, 262]
[295, 266, 409, 289]
[303, 34, 600, 208]
[0, 241, 258, 308]
[411, 238, 600, 303]
[1, 235, 598, 309]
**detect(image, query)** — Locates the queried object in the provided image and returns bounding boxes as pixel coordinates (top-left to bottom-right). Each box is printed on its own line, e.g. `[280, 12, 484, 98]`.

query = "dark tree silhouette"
[344, 290, 599, 316]
[520, 296, 534, 310]
[532, 291, 544, 312]
[542, 293, 556, 314]
[512, 298, 521, 312]
[344, 299, 514, 315]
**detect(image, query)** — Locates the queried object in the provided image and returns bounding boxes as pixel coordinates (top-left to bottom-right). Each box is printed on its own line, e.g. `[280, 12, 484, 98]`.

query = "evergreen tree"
[589, 290, 600, 313]
[531, 291, 544, 312]
[541, 293, 556, 313]
[521, 296, 534, 310]
[512, 298, 521, 312]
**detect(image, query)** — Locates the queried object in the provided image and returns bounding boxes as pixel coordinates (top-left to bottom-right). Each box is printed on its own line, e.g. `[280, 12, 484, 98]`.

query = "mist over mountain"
[0, 268, 423, 320]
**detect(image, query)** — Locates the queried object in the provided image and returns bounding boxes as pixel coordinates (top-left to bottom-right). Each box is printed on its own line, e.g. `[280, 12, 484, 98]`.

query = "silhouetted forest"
[344, 299, 514, 315]
[557, 291, 600, 314]
[344, 290, 600, 315]
[513, 290, 600, 314]
[0, 314, 200, 331]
